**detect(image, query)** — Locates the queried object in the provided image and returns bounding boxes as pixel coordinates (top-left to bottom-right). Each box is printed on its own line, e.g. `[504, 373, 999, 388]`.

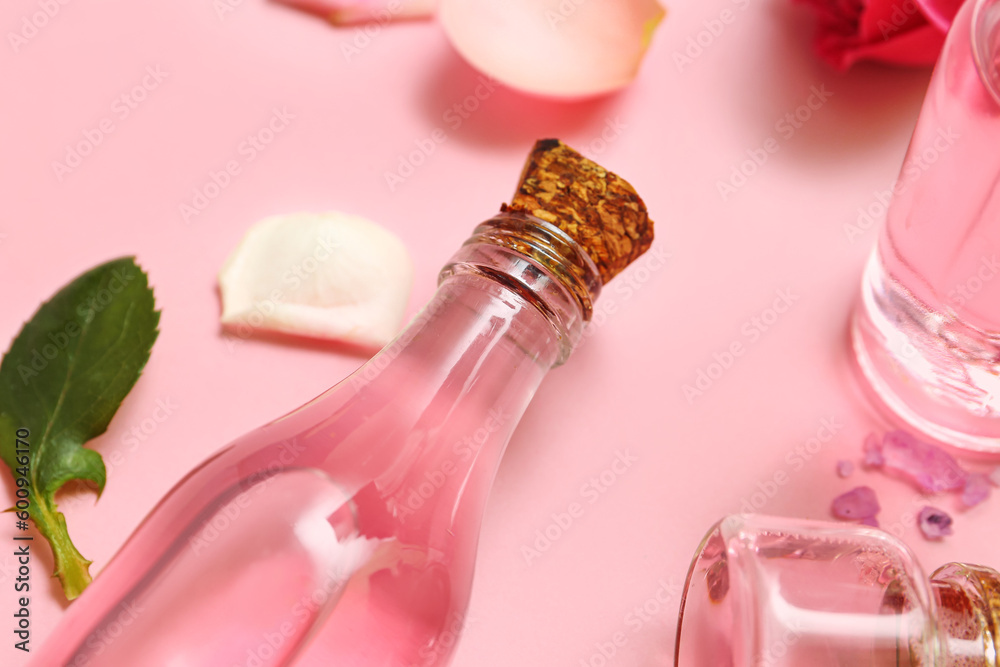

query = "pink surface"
[2, 0, 998, 665]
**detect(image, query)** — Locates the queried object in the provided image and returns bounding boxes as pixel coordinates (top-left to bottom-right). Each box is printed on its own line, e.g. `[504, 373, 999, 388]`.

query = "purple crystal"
[863, 433, 884, 467]
[879, 430, 967, 493]
[990, 466, 1000, 487]
[917, 506, 953, 540]
[961, 473, 991, 507]
[836, 460, 855, 478]
[832, 486, 881, 521]
[860, 516, 880, 528]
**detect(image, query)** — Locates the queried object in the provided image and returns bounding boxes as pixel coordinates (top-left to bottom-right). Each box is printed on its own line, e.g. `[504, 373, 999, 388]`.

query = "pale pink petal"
[832, 486, 881, 521]
[961, 473, 991, 507]
[273, 0, 437, 25]
[863, 432, 884, 467]
[879, 430, 968, 493]
[439, 0, 666, 98]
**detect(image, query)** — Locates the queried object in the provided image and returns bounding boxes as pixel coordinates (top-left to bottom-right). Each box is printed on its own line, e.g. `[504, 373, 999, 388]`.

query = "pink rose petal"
[961, 473, 991, 508]
[273, 0, 437, 25]
[879, 430, 967, 493]
[917, 506, 953, 539]
[832, 486, 881, 521]
[863, 432, 884, 468]
[836, 460, 855, 478]
[439, 0, 666, 98]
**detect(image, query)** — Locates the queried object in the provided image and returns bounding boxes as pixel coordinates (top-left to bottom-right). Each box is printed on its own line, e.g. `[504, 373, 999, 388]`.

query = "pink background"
[2, 0, 999, 665]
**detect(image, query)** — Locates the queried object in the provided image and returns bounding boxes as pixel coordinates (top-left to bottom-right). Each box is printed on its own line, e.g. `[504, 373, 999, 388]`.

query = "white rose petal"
[219, 212, 413, 349]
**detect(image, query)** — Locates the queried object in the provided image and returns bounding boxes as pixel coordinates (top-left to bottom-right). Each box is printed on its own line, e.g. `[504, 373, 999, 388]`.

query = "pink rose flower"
[797, 0, 964, 70]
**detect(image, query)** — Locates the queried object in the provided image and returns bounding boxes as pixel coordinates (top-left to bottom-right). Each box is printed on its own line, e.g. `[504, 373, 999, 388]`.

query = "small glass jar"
[675, 514, 1000, 666]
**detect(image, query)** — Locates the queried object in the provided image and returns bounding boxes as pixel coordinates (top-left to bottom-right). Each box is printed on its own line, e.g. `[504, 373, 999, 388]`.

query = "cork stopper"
[503, 138, 654, 285]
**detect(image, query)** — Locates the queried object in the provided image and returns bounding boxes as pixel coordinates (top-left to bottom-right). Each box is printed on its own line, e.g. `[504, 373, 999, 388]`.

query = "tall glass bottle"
[676, 514, 1000, 667]
[852, 0, 1000, 453]
[29, 210, 625, 667]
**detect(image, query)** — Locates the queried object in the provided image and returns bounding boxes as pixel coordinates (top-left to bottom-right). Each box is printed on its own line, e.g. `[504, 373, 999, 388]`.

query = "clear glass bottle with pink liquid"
[852, 0, 1000, 453]
[28, 211, 616, 667]
[676, 514, 1000, 667]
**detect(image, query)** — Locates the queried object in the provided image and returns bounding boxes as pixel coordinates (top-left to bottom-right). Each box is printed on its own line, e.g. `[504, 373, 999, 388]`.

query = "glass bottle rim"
[973, 0, 1000, 106]
[463, 212, 603, 321]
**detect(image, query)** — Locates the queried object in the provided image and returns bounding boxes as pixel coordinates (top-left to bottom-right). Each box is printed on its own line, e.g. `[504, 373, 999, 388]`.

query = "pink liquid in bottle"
[853, 0, 1000, 453]
[28, 214, 605, 667]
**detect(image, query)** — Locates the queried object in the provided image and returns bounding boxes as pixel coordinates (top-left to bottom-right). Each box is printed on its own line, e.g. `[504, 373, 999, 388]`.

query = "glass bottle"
[851, 0, 1000, 453]
[29, 211, 607, 667]
[675, 514, 1000, 667]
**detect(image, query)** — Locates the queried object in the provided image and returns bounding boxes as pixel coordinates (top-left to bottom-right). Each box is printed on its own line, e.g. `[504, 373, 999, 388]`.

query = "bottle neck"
[442, 211, 602, 366]
[300, 214, 600, 537]
[931, 562, 1000, 667]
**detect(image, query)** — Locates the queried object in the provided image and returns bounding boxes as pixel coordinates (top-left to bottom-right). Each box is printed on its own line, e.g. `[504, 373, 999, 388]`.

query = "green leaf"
[0, 257, 159, 599]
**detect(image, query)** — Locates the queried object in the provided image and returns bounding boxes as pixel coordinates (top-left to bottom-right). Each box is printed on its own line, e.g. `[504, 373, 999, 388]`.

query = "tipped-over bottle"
[677, 514, 1000, 667]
